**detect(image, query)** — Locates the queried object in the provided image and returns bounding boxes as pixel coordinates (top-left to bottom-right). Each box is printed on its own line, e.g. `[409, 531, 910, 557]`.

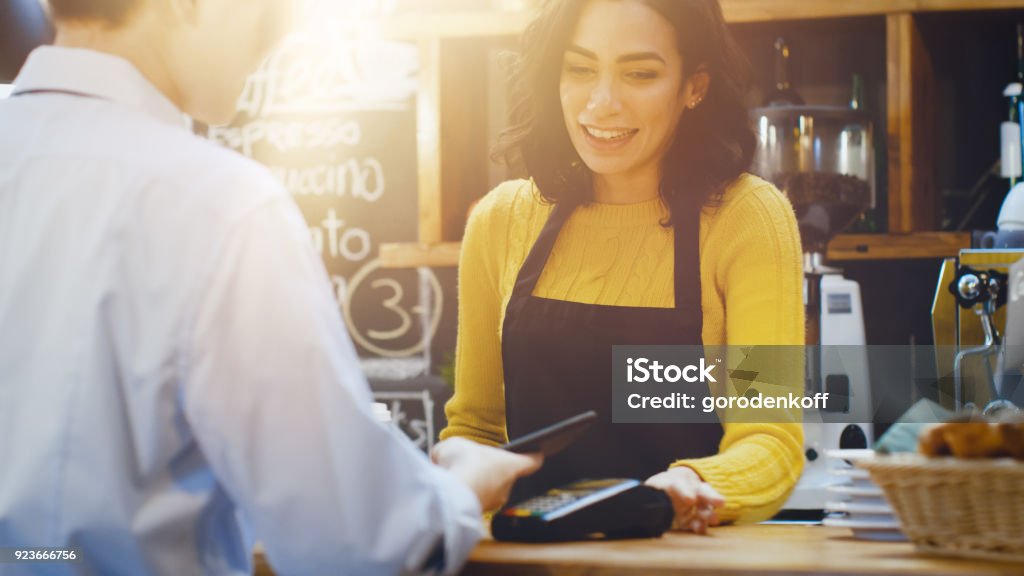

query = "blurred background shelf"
[720, 0, 1024, 22]
[379, 11, 532, 39]
[378, 232, 971, 269]
[826, 232, 970, 260]
[380, 242, 461, 269]
[379, 0, 1024, 40]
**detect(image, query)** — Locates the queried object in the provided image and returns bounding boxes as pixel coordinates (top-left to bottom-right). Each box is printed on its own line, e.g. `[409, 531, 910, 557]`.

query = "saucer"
[824, 516, 900, 529]
[826, 484, 884, 498]
[826, 449, 875, 466]
[823, 501, 893, 515]
[823, 517, 907, 542]
[829, 467, 871, 480]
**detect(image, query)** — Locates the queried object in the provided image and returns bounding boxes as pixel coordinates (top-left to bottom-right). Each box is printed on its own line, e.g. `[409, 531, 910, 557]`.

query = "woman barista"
[442, 0, 805, 533]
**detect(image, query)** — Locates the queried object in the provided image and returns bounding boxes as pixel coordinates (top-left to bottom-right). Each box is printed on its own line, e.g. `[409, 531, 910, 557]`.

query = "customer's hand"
[431, 437, 543, 512]
[644, 466, 725, 534]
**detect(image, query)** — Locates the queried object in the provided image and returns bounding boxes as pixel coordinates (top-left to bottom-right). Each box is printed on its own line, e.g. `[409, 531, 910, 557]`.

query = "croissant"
[918, 418, 1024, 459]
[998, 421, 1024, 460]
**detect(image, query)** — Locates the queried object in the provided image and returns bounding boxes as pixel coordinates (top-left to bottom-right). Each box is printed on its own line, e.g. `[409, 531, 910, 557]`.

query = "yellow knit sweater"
[441, 174, 806, 524]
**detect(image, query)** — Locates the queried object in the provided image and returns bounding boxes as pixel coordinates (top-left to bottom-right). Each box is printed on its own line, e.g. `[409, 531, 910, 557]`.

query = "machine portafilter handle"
[949, 267, 1010, 411]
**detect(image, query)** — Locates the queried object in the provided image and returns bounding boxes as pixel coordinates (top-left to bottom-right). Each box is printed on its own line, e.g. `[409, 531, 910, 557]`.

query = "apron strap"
[509, 200, 575, 302]
[673, 195, 703, 332]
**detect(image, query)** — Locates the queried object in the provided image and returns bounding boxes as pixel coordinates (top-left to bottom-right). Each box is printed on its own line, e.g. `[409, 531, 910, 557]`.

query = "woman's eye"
[564, 65, 595, 77]
[627, 70, 658, 81]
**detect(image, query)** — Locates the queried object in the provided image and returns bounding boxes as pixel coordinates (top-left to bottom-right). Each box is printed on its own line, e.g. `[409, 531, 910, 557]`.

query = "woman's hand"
[644, 466, 725, 534]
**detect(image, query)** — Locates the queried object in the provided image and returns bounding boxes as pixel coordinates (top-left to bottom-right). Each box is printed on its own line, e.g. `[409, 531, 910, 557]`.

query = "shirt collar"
[13, 45, 187, 128]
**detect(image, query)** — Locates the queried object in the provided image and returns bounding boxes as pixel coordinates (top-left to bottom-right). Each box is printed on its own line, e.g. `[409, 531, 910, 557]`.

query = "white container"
[998, 181, 1024, 231]
[373, 402, 393, 423]
[1001, 121, 1022, 179]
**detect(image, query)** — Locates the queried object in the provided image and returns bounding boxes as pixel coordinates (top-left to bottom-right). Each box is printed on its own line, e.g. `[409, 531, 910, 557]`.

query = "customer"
[443, 0, 804, 533]
[0, 0, 540, 574]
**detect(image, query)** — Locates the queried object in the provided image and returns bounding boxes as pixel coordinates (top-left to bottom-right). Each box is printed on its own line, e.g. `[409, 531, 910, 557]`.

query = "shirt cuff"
[409, 465, 484, 575]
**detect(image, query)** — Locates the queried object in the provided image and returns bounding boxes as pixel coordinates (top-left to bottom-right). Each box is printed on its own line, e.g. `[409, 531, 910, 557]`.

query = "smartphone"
[501, 411, 597, 457]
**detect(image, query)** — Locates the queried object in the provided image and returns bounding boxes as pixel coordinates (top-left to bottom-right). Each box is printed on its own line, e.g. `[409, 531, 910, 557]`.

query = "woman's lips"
[580, 124, 638, 152]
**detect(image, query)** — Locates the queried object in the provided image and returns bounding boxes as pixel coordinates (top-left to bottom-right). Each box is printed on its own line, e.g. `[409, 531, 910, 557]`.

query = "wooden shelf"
[826, 232, 969, 260]
[379, 11, 532, 39]
[720, 0, 1024, 22]
[378, 0, 1024, 40]
[380, 242, 461, 268]
[379, 233, 970, 268]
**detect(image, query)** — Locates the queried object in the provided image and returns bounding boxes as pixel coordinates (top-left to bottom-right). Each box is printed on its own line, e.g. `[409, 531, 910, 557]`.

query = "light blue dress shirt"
[0, 46, 482, 576]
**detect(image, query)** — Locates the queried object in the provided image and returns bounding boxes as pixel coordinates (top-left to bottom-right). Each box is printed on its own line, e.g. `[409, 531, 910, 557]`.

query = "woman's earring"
[688, 96, 704, 109]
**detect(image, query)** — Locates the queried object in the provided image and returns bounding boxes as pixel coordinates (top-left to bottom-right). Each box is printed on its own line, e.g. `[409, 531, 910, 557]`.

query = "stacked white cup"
[822, 449, 905, 541]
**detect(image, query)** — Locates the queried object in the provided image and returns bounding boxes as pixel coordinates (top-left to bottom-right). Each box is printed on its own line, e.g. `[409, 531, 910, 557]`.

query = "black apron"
[501, 196, 724, 500]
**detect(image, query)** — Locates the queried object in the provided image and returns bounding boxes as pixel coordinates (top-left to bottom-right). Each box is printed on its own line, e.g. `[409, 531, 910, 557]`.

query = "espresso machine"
[930, 36, 1024, 414]
[749, 104, 876, 515]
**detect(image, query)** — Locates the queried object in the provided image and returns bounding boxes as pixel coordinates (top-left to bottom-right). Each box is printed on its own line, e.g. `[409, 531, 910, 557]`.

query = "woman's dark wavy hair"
[493, 0, 755, 218]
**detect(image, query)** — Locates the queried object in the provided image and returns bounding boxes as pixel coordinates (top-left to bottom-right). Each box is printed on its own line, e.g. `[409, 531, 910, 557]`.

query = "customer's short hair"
[47, 0, 140, 24]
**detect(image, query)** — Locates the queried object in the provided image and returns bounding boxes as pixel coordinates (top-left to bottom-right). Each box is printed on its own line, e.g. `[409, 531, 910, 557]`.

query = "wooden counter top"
[460, 524, 1024, 576]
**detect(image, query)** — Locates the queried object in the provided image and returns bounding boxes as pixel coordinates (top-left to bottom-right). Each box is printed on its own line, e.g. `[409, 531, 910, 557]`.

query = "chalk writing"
[307, 207, 373, 262]
[207, 118, 361, 156]
[344, 259, 442, 358]
[236, 35, 416, 118]
[207, 29, 441, 362]
[268, 159, 384, 201]
[373, 390, 435, 451]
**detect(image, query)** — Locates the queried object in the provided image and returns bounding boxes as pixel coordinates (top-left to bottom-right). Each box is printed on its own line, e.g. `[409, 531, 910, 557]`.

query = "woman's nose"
[586, 77, 621, 115]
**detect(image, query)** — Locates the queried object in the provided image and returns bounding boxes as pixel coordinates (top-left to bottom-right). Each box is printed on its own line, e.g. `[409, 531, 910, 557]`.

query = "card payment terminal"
[491, 479, 674, 542]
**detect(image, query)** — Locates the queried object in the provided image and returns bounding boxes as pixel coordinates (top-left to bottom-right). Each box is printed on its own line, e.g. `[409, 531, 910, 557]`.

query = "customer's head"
[48, 0, 295, 124]
[495, 0, 755, 212]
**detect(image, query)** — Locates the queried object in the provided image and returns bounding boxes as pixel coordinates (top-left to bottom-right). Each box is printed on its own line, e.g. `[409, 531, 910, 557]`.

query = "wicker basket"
[857, 454, 1024, 563]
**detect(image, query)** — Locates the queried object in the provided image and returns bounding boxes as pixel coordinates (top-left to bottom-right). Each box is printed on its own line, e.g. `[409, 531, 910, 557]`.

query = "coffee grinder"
[749, 104, 876, 516]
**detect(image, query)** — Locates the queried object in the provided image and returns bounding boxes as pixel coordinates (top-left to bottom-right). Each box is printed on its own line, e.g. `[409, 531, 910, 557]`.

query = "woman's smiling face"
[560, 0, 691, 187]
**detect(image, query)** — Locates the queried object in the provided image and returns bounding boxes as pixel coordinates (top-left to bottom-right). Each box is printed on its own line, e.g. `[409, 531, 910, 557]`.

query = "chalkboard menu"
[204, 33, 444, 379]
